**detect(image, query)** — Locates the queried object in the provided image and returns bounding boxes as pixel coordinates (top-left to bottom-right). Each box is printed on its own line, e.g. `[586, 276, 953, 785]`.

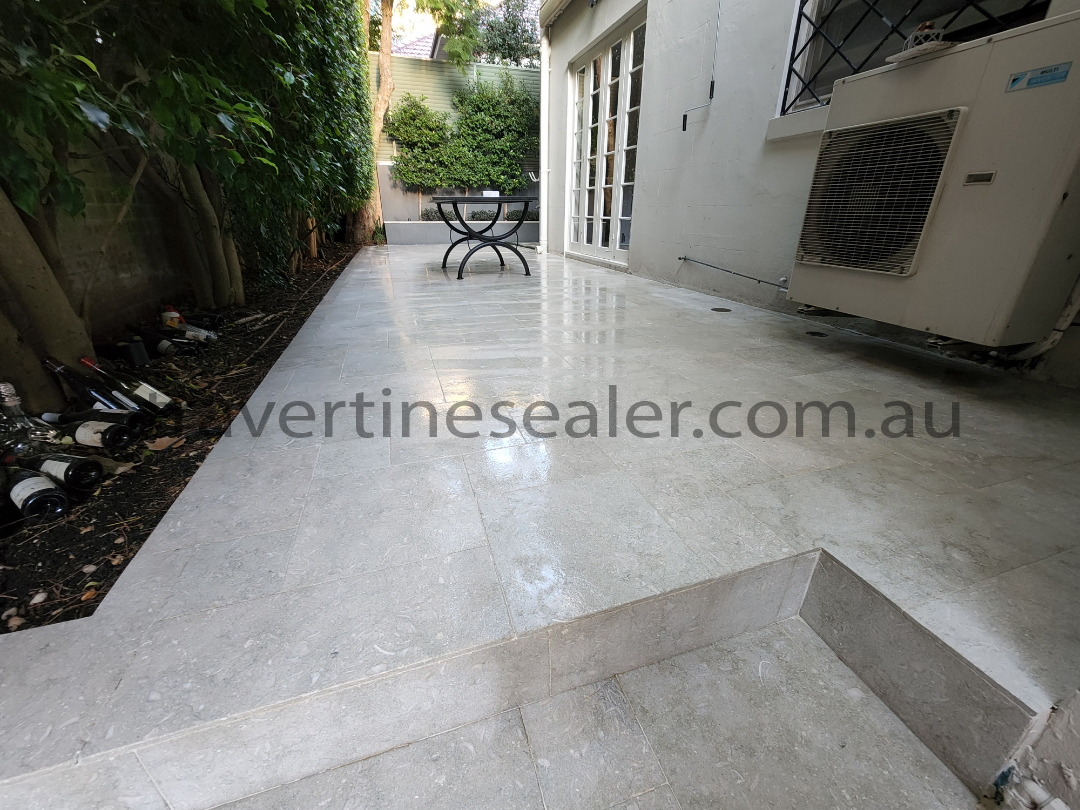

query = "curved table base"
[455, 242, 529, 281]
[434, 199, 534, 280]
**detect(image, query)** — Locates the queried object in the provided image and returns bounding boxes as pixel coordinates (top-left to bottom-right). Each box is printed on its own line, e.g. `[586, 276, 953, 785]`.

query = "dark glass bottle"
[18, 453, 104, 490]
[52, 418, 136, 452]
[40, 407, 152, 433]
[79, 357, 172, 412]
[127, 325, 180, 357]
[43, 358, 150, 413]
[3, 467, 69, 520]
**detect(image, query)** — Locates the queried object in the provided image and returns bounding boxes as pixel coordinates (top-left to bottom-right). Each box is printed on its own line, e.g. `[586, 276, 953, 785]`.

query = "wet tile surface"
[5, 245, 1080, 790]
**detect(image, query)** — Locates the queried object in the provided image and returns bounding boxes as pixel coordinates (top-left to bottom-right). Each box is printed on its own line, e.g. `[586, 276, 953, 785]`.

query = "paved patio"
[2, 245, 1079, 804]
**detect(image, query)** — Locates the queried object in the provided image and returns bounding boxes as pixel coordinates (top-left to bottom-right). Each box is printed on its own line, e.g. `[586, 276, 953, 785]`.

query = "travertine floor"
[2, 245, 1078, 797]
[215, 620, 974, 810]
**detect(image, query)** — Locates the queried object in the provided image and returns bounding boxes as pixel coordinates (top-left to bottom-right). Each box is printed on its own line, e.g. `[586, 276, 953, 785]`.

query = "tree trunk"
[17, 204, 75, 305]
[179, 163, 232, 307]
[199, 167, 245, 307]
[0, 186, 94, 369]
[222, 234, 245, 306]
[360, 0, 395, 232]
[0, 306, 64, 412]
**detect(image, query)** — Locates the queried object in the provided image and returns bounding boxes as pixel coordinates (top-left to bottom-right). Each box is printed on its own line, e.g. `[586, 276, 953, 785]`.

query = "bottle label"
[133, 384, 171, 408]
[111, 391, 141, 410]
[75, 422, 108, 447]
[41, 459, 70, 480]
[10, 477, 54, 508]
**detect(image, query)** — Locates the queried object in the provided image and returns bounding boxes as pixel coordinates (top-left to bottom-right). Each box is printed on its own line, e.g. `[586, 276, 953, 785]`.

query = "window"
[569, 22, 646, 259]
[782, 0, 1049, 114]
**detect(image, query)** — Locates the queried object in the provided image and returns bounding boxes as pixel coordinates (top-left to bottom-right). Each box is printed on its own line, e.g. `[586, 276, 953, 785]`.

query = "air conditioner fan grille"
[797, 110, 960, 275]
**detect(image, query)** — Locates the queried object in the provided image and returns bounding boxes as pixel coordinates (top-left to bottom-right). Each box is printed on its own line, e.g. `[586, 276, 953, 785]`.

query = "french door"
[569, 22, 646, 263]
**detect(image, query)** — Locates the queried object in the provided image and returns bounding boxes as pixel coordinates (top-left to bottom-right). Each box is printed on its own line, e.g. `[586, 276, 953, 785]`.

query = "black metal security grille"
[796, 109, 960, 274]
[781, 0, 1049, 115]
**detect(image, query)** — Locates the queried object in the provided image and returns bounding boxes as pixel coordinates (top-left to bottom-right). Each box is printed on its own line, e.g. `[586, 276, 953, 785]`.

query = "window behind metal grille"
[781, 0, 1049, 115]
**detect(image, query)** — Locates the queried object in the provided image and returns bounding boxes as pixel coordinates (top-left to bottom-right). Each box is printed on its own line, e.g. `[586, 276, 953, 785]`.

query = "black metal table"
[431, 195, 538, 280]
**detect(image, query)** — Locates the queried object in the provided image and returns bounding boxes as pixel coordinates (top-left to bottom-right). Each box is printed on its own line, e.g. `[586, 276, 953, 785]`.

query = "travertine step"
[0, 551, 1042, 809]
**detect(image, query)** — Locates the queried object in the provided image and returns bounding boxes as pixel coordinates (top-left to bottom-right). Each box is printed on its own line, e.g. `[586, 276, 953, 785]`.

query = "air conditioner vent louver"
[796, 109, 961, 275]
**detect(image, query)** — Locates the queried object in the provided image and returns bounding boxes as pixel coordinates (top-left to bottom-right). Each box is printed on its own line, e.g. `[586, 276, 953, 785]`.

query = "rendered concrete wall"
[0, 151, 193, 346]
[546, 0, 812, 310]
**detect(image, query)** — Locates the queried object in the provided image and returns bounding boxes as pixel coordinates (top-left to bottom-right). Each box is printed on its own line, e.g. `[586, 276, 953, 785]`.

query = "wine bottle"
[52, 418, 136, 452]
[79, 357, 172, 412]
[0, 383, 60, 455]
[41, 407, 152, 433]
[18, 453, 104, 490]
[43, 358, 150, 414]
[3, 467, 69, 520]
[127, 325, 179, 357]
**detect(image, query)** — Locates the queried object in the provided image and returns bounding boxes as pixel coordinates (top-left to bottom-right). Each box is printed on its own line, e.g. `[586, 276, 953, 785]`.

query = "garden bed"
[0, 243, 358, 633]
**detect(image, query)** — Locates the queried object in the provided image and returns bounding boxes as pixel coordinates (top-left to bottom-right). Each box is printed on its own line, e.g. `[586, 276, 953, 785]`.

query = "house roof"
[538, 0, 574, 28]
[393, 32, 436, 59]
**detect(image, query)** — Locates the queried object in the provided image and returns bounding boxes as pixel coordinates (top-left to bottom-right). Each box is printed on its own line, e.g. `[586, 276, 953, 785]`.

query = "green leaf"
[73, 55, 99, 74]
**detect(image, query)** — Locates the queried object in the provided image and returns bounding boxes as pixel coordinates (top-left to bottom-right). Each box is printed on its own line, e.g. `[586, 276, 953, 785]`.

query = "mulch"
[0, 242, 358, 633]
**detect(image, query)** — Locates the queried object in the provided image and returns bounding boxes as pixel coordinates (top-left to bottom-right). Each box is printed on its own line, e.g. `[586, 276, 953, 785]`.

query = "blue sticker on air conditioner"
[1007, 62, 1071, 92]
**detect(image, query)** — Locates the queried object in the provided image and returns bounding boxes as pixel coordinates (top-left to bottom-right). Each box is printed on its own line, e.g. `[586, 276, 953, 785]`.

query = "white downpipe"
[1011, 273, 1080, 360]
[538, 28, 551, 255]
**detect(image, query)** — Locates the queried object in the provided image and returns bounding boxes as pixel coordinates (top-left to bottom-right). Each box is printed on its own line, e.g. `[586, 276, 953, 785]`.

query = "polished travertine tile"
[160, 529, 296, 619]
[730, 452, 1074, 608]
[5, 244, 1080, 794]
[0, 752, 167, 810]
[217, 711, 545, 810]
[89, 548, 510, 750]
[287, 456, 487, 586]
[909, 546, 1080, 711]
[619, 620, 974, 810]
[520, 679, 666, 810]
[479, 470, 710, 631]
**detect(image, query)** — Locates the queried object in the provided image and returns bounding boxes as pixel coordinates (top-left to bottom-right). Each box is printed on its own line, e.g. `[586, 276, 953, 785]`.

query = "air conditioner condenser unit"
[786, 12, 1080, 348]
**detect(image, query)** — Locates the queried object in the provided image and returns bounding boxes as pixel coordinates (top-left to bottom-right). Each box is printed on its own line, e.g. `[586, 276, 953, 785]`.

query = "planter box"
[384, 221, 539, 246]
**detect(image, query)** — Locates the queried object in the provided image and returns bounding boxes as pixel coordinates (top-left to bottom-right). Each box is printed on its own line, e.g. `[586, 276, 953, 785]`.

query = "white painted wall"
[544, 0, 1080, 385]
[546, 0, 819, 309]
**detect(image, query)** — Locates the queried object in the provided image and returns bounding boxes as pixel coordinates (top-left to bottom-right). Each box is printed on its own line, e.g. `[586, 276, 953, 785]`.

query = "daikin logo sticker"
[1006, 62, 1071, 92]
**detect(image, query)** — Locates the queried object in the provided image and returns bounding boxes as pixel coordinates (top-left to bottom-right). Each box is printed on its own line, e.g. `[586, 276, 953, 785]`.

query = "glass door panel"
[568, 22, 645, 261]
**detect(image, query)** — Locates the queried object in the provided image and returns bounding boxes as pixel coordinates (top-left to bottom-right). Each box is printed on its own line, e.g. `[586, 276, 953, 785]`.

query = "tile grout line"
[517, 706, 551, 810]
[902, 540, 1080, 613]
[613, 673, 685, 809]
[134, 750, 175, 810]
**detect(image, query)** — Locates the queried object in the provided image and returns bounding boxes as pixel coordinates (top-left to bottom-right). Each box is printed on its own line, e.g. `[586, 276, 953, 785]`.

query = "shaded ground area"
[0, 243, 357, 633]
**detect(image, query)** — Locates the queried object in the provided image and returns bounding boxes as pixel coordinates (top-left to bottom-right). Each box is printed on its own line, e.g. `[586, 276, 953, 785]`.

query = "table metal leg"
[442, 236, 471, 269]
[456, 242, 529, 279]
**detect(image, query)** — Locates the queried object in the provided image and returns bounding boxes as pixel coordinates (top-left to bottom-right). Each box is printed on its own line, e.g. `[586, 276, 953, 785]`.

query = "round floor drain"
[806, 331, 829, 337]
[711, 307, 731, 312]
